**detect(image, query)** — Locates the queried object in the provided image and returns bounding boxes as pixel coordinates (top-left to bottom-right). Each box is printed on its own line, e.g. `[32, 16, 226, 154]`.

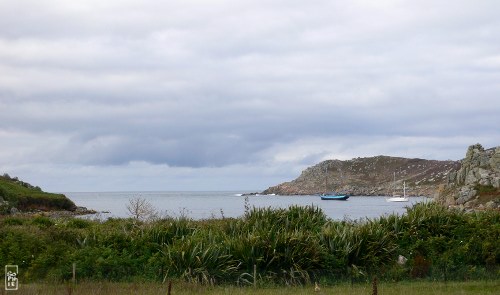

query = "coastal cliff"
[263, 156, 460, 196]
[0, 174, 76, 213]
[436, 144, 500, 209]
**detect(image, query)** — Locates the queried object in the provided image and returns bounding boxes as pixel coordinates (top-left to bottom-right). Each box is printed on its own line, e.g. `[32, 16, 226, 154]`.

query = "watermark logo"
[5, 265, 18, 291]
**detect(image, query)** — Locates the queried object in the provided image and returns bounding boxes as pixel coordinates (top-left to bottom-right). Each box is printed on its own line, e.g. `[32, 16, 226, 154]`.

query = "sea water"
[65, 191, 431, 221]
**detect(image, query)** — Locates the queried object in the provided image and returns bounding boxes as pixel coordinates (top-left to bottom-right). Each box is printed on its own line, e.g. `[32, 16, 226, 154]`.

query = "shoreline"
[3, 206, 101, 218]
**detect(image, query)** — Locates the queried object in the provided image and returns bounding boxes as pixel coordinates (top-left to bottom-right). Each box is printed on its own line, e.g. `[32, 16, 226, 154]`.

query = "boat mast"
[324, 166, 328, 194]
[393, 172, 396, 196]
[339, 168, 343, 193]
[323, 166, 328, 195]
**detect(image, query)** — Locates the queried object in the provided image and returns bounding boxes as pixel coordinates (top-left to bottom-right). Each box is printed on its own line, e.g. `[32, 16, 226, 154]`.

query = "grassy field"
[13, 280, 500, 295]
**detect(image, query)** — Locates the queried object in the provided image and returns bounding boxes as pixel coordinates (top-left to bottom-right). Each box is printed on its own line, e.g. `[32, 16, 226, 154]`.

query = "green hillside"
[0, 174, 75, 213]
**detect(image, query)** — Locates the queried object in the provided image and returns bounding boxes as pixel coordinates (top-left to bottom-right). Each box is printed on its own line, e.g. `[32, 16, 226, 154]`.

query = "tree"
[126, 197, 157, 221]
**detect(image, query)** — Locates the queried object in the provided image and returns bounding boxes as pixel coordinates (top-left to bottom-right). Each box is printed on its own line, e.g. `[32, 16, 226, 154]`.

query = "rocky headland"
[263, 156, 460, 197]
[436, 144, 500, 210]
[0, 173, 79, 215]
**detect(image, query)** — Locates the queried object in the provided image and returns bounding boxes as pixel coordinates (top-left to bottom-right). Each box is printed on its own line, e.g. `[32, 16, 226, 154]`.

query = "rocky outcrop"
[0, 174, 77, 213]
[263, 156, 460, 196]
[437, 144, 500, 209]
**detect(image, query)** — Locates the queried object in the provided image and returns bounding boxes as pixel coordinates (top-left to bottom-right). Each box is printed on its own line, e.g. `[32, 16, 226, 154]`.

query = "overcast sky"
[1, 0, 499, 192]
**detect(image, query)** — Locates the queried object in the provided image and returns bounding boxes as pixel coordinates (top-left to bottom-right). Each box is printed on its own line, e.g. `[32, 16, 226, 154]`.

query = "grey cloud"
[1, 1, 500, 190]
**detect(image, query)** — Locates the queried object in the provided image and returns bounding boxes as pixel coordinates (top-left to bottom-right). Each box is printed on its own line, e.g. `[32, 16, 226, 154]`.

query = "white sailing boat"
[386, 173, 409, 202]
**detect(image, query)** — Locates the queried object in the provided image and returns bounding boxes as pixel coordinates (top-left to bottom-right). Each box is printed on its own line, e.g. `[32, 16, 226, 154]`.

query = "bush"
[66, 218, 92, 229]
[1, 217, 25, 226]
[31, 216, 55, 228]
[0, 204, 498, 284]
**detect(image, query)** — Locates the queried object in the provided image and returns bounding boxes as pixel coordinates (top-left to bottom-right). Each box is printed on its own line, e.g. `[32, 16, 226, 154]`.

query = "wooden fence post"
[167, 281, 172, 295]
[372, 276, 378, 295]
[253, 264, 257, 287]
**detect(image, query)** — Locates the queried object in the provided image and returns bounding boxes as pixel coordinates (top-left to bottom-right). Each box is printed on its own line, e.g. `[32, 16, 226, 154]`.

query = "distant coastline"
[262, 156, 459, 197]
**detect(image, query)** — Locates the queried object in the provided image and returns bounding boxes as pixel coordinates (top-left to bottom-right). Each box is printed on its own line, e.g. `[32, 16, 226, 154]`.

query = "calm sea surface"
[65, 191, 431, 221]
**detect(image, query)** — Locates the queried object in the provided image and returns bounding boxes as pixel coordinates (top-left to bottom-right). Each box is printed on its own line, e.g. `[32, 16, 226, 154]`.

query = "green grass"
[16, 280, 500, 295]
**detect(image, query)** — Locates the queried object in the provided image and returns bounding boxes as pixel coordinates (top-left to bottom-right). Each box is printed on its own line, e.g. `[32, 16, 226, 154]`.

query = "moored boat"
[320, 166, 349, 201]
[386, 180, 409, 202]
[321, 194, 349, 201]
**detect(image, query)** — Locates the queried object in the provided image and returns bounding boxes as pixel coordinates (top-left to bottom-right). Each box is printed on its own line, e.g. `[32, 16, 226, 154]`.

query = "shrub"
[66, 218, 92, 229]
[31, 216, 55, 228]
[0, 203, 498, 284]
[1, 217, 25, 226]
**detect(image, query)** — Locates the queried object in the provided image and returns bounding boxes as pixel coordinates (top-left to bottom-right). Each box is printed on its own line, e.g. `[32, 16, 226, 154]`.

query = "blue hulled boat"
[320, 166, 349, 201]
[321, 194, 349, 201]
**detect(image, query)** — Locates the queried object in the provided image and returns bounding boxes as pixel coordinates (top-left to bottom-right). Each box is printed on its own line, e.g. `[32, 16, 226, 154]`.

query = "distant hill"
[263, 156, 460, 196]
[0, 174, 76, 213]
